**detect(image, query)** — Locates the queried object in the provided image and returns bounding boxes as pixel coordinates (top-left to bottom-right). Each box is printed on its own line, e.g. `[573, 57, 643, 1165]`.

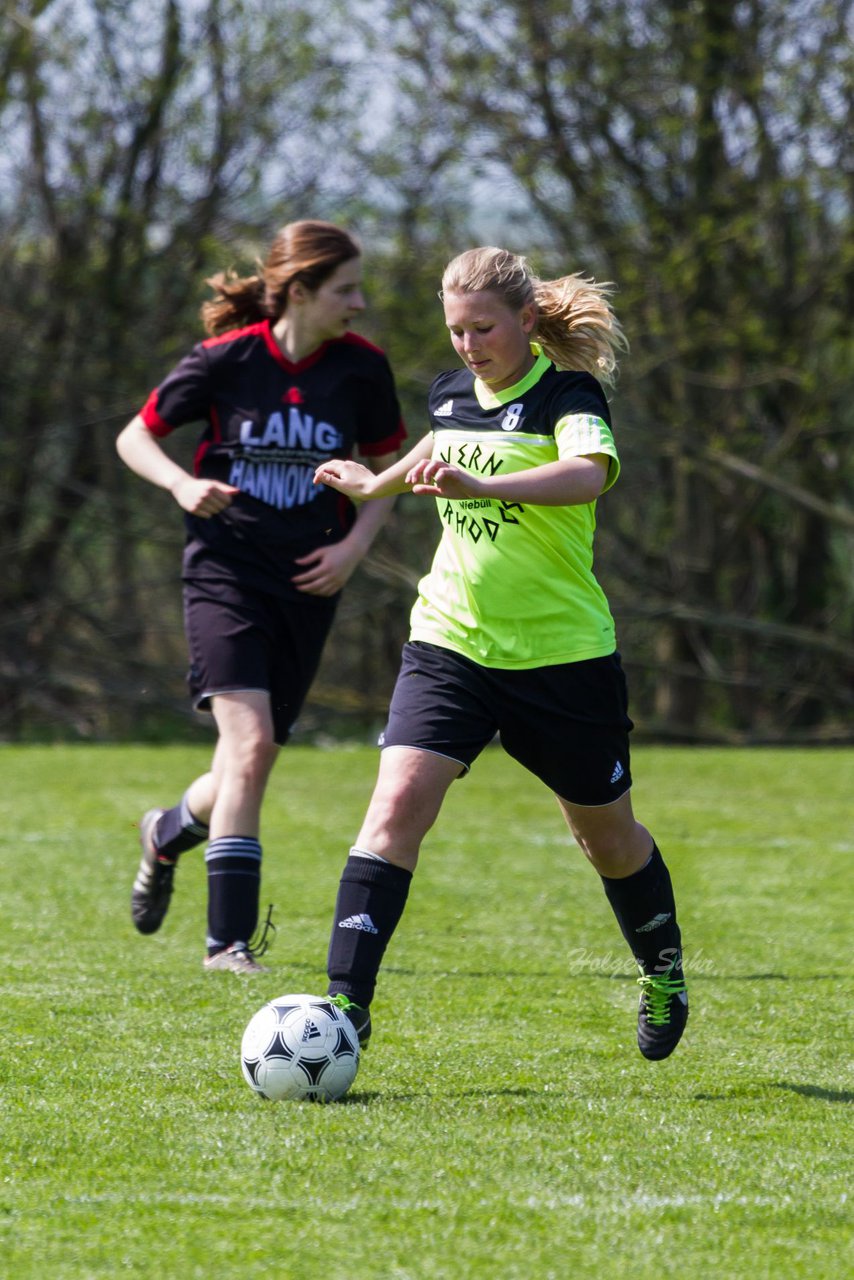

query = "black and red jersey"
[139, 320, 406, 595]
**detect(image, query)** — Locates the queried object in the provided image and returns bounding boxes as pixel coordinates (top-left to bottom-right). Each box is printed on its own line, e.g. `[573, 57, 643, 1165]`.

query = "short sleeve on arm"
[554, 413, 620, 490]
[138, 345, 211, 438]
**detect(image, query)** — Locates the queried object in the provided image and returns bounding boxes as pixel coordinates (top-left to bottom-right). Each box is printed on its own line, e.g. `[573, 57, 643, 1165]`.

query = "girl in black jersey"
[117, 220, 405, 973]
[314, 246, 689, 1061]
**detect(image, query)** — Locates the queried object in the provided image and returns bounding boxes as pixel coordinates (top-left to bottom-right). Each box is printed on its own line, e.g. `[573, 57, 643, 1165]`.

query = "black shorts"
[381, 641, 634, 806]
[183, 578, 338, 745]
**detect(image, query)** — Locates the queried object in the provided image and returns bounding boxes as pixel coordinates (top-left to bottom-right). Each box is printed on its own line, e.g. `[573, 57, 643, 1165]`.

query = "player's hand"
[406, 459, 483, 499]
[292, 541, 363, 596]
[313, 459, 376, 499]
[170, 477, 239, 517]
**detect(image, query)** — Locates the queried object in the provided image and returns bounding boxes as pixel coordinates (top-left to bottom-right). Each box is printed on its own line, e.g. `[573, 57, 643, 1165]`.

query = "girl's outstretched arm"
[314, 433, 434, 500]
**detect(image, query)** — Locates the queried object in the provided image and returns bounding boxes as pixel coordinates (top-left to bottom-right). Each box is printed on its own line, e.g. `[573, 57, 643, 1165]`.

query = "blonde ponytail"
[534, 274, 627, 385]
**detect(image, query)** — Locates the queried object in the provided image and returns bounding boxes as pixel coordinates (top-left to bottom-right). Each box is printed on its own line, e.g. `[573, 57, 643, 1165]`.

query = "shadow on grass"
[774, 1083, 854, 1104]
[591, 971, 849, 982]
[396, 969, 846, 982]
[283, 961, 563, 980]
[726, 972, 843, 982]
[276, 962, 847, 986]
[692, 1083, 853, 1104]
[341, 1085, 544, 1105]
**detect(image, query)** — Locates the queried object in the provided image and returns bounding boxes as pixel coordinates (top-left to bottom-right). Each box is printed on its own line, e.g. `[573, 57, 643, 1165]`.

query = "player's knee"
[361, 783, 434, 851]
[575, 820, 650, 876]
[226, 734, 278, 789]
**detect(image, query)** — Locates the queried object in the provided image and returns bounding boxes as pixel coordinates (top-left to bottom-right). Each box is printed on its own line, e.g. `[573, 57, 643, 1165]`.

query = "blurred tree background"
[1, 0, 852, 744]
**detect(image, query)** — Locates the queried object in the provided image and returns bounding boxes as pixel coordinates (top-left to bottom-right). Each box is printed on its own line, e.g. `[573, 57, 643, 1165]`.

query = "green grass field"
[1, 745, 851, 1278]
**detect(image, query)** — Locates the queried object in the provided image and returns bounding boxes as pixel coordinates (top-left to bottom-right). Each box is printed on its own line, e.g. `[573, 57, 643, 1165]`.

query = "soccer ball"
[240, 994, 360, 1103]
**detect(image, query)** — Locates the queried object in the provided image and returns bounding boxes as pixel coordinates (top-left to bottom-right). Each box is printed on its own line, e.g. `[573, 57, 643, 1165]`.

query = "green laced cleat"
[331, 993, 372, 1050]
[636, 957, 688, 1061]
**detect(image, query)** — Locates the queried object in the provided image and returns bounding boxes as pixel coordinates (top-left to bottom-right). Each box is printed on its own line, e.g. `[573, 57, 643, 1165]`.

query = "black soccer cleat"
[636, 957, 689, 1060]
[330, 993, 372, 1050]
[130, 808, 176, 935]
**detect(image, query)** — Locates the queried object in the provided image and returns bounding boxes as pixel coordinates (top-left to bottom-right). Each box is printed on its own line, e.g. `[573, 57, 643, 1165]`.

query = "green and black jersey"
[410, 346, 620, 669]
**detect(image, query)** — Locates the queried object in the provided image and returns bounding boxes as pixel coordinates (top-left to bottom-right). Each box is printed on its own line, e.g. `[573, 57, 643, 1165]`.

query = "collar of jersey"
[473, 344, 551, 409]
[261, 318, 335, 373]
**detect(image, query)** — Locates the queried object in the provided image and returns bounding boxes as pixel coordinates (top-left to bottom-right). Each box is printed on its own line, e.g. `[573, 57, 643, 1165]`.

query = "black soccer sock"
[153, 791, 209, 862]
[600, 842, 683, 975]
[205, 836, 262, 955]
[327, 850, 413, 1007]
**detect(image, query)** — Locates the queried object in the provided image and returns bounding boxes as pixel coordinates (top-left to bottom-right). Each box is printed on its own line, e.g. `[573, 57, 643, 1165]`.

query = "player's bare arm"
[314, 434, 434, 500]
[116, 415, 238, 518]
[407, 453, 610, 506]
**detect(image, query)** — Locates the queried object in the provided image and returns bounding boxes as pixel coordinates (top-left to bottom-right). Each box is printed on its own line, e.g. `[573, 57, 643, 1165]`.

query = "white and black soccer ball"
[240, 994, 360, 1103]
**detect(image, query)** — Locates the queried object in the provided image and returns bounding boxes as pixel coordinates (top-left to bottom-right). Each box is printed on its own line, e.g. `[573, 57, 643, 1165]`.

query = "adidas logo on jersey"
[610, 761, 625, 784]
[338, 913, 379, 934]
[434, 399, 454, 417]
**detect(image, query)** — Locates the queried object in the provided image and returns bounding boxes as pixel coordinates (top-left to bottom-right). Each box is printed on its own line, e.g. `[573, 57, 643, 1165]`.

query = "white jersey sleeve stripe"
[554, 413, 620, 489]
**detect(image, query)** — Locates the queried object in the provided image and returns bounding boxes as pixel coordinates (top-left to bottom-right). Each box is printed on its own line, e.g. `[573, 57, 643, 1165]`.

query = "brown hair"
[201, 220, 361, 335]
[441, 246, 627, 385]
